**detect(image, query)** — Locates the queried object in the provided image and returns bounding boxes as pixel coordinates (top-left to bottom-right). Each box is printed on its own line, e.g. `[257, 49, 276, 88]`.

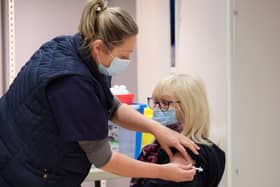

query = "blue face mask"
[98, 57, 130, 76]
[152, 108, 177, 126]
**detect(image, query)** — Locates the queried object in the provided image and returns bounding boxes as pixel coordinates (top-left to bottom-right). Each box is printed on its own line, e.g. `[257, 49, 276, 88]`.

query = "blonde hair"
[152, 74, 211, 146]
[79, 0, 138, 49]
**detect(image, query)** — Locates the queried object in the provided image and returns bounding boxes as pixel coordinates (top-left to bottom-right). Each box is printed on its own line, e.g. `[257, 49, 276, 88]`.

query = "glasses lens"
[147, 98, 174, 112]
[147, 98, 154, 109]
[148, 98, 161, 110]
[158, 100, 169, 112]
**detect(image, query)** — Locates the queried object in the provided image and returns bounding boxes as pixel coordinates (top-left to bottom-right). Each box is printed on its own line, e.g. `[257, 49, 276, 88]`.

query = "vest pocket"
[25, 161, 60, 183]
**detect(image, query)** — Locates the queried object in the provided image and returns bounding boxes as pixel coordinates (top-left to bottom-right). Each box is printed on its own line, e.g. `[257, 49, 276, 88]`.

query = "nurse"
[0, 0, 198, 186]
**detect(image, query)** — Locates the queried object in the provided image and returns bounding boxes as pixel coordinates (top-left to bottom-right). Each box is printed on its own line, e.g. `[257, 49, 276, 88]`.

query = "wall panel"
[231, 0, 280, 186]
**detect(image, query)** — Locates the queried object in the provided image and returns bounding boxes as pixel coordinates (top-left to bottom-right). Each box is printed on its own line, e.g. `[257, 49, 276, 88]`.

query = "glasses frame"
[147, 97, 180, 112]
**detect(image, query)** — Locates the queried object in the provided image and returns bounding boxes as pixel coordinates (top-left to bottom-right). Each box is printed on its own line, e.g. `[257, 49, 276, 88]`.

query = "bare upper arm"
[170, 152, 194, 165]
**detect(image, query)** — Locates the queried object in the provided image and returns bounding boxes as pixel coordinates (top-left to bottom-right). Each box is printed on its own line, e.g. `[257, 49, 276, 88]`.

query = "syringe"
[192, 166, 203, 172]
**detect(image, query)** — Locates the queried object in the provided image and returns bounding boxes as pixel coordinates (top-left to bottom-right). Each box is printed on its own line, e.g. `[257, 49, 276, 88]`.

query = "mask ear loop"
[96, 52, 102, 66]
[97, 42, 114, 68]
[102, 42, 115, 62]
[93, 41, 105, 67]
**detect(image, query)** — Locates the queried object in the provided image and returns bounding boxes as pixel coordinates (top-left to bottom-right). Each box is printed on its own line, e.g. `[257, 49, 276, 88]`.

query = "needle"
[192, 166, 203, 172]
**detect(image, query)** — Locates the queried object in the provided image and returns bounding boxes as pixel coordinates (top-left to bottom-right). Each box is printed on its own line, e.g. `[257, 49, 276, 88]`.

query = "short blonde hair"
[152, 74, 211, 145]
[79, 0, 138, 49]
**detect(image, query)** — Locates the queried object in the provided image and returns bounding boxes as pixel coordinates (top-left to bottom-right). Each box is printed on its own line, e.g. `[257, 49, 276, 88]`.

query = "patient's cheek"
[171, 152, 194, 165]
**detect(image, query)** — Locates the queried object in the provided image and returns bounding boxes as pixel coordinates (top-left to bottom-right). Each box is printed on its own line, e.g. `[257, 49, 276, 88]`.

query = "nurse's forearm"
[100, 151, 161, 178]
[111, 103, 159, 134]
[100, 152, 195, 182]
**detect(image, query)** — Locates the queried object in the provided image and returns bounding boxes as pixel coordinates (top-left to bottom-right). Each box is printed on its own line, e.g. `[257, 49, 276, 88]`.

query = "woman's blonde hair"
[79, 0, 138, 49]
[152, 73, 211, 145]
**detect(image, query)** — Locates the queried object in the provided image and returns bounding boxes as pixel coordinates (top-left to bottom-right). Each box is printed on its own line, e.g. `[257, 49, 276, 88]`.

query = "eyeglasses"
[147, 97, 180, 112]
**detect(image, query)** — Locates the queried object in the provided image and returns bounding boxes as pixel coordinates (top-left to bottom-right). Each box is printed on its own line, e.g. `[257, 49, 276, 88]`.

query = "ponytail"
[79, 0, 107, 45]
[79, 0, 138, 49]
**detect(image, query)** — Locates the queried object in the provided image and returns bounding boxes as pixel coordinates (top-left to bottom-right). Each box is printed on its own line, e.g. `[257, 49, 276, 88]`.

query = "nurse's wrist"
[148, 120, 162, 137]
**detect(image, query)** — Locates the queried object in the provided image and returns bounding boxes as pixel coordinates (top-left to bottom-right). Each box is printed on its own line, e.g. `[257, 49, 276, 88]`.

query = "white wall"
[136, 0, 171, 103]
[176, 0, 228, 148]
[14, 0, 85, 73]
[175, 1, 228, 186]
[231, 0, 280, 186]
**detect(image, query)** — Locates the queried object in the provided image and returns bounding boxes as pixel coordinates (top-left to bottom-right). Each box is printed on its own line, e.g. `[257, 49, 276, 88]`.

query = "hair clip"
[96, 6, 102, 12]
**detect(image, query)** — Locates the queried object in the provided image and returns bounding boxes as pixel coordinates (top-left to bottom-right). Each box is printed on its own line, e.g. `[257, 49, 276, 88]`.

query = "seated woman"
[130, 73, 225, 187]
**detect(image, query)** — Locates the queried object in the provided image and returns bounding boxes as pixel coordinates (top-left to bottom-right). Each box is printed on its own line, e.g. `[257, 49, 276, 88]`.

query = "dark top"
[47, 75, 110, 141]
[47, 75, 114, 168]
[130, 124, 226, 187]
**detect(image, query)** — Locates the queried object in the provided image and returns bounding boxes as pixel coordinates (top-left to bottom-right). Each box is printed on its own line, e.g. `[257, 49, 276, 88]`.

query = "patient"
[130, 73, 225, 187]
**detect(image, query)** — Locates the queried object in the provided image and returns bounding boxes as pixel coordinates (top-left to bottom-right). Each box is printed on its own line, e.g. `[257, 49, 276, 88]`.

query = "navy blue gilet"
[0, 34, 113, 187]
